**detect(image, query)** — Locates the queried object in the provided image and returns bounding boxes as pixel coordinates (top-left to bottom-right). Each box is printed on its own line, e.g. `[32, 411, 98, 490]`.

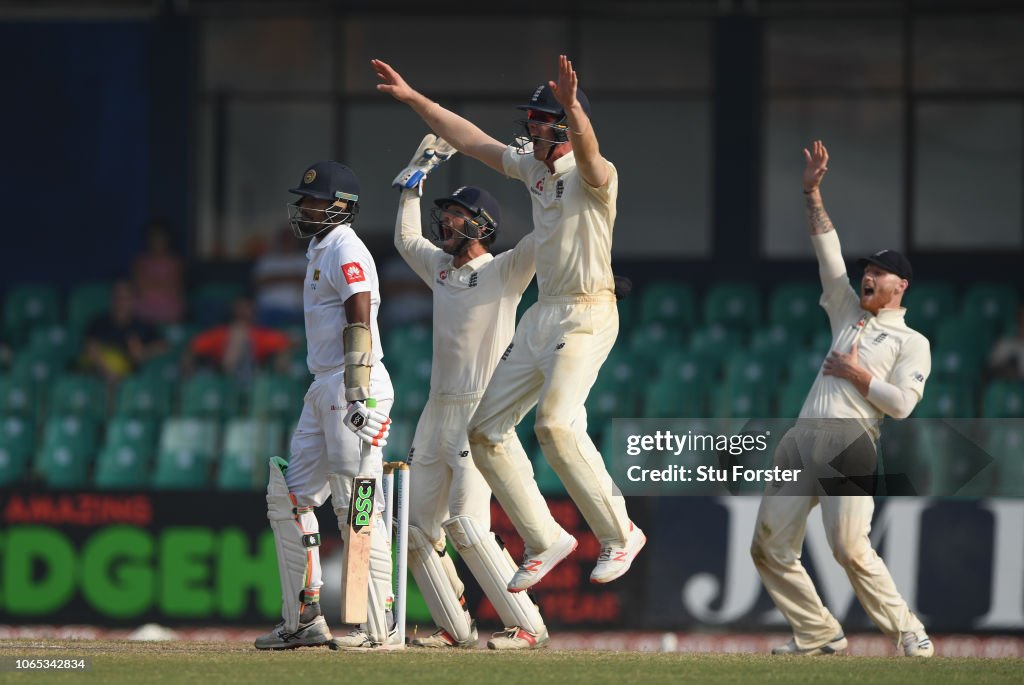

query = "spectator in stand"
[252, 227, 308, 328]
[82, 281, 167, 383]
[133, 221, 185, 325]
[988, 306, 1024, 380]
[186, 295, 293, 387]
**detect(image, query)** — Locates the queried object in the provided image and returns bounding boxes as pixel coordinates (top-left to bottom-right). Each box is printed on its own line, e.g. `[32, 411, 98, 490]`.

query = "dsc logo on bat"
[351, 478, 375, 530]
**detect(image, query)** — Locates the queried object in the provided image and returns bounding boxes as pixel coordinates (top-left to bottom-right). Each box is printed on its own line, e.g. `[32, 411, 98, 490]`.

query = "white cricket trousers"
[285, 362, 394, 594]
[751, 421, 925, 649]
[468, 295, 631, 554]
[409, 393, 493, 546]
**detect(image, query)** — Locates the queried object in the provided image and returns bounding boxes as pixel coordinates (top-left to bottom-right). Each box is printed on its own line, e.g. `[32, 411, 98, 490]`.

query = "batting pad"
[444, 515, 545, 635]
[408, 525, 474, 642]
[366, 515, 395, 643]
[267, 462, 320, 632]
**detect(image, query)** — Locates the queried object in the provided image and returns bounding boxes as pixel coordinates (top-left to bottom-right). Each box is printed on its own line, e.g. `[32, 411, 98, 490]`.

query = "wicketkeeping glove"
[392, 134, 457, 196]
[343, 399, 391, 447]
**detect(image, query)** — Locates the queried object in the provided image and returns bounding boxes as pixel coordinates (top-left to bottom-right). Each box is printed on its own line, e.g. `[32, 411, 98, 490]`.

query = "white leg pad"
[267, 461, 320, 633]
[443, 515, 546, 635]
[408, 525, 473, 642]
[366, 514, 394, 643]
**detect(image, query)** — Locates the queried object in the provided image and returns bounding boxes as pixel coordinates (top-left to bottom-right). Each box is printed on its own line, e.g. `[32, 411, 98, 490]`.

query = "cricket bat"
[340, 399, 378, 625]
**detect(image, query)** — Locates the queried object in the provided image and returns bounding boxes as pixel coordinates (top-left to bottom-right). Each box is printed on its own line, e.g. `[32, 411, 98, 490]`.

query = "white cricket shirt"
[800, 231, 931, 425]
[303, 224, 384, 376]
[501, 147, 617, 299]
[394, 192, 535, 397]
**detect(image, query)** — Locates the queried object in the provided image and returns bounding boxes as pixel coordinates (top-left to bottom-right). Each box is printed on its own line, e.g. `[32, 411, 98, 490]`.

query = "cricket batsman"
[255, 161, 396, 650]
[391, 135, 550, 649]
[750, 140, 934, 657]
[373, 55, 645, 592]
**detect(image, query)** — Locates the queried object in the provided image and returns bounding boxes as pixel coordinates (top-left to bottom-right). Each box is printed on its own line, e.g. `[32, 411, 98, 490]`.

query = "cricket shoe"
[771, 633, 848, 656]
[331, 625, 403, 650]
[410, 622, 478, 649]
[254, 615, 333, 650]
[590, 522, 646, 584]
[487, 626, 550, 651]
[900, 631, 934, 657]
[507, 529, 578, 592]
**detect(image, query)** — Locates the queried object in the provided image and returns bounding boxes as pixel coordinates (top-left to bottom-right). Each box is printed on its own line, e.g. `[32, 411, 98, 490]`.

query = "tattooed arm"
[803, 140, 859, 321]
[803, 140, 835, 235]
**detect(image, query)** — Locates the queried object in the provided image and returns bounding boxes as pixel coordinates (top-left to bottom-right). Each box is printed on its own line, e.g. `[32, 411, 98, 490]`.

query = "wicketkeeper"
[392, 135, 550, 650]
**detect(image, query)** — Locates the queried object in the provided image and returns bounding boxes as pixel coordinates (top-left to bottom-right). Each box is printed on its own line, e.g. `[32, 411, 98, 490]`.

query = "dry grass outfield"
[0, 639, 1021, 685]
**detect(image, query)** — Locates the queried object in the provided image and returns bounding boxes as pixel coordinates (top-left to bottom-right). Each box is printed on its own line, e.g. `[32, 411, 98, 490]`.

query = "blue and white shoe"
[901, 631, 934, 657]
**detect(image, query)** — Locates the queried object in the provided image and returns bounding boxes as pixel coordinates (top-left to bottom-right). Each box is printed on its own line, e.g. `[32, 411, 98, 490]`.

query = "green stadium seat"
[67, 282, 113, 336]
[217, 418, 284, 490]
[152, 417, 219, 489]
[49, 374, 109, 422]
[809, 329, 833, 356]
[933, 320, 991, 382]
[391, 379, 429, 424]
[639, 282, 697, 327]
[750, 324, 796, 368]
[35, 416, 100, 487]
[0, 416, 35, 486]
[786, 350, 824, 387]
[284, 345, 312, 382]
[140, 353, 183, 390]
[628, 321, 685, 367]
[914, 381, 974, 418]
[190, 282, 247, 326]
[181, 373, 242, 420]
[3, 284, 59, 346]
[11, 345, 66, 391]
[689, 325, 743, 374]
[903, 282, 956, 340]
[28, 325, 77, 366]
[250, 373, 306, 423]
[41, 415, 100, 456]
[983, 380, 1024, 418]
[515, 411, 537, 459]
[162, 322, 201, 357]
[988, 424, 1024, 497]
[711, 384, 772, 419]
[159, 417, 219, 458]
[383, 421, 413, 464]
[703, 282, 762, 332]
[768, 282, 825, 343]
[94, 444, 151, 489]
[586, 376, 640, 426]
[115, 375, 174, 419]
[152, 447, 212, 489]
[0, 375, 35, 421]
[723, 350, 783, 390]
[962, 283, 1019, 336]
[601, 351, 651, 387]
[37, 442, 93, 488]
[776, 382, 809, 419]
[642, 378, 706, 418]
[105, 416, 158, 452]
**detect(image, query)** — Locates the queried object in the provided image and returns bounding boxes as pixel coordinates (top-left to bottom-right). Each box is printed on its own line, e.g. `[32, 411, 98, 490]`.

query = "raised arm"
[394, 188, 440, 287]
[550, 55, 608, 188]
[372, 59, 506, 174]
[803, 140, 846, 282]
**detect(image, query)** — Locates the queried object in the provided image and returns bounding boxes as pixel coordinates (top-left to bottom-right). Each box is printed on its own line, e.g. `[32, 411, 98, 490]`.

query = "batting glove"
[343, 400, 391, 447]
[392, 134, 457, 196]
